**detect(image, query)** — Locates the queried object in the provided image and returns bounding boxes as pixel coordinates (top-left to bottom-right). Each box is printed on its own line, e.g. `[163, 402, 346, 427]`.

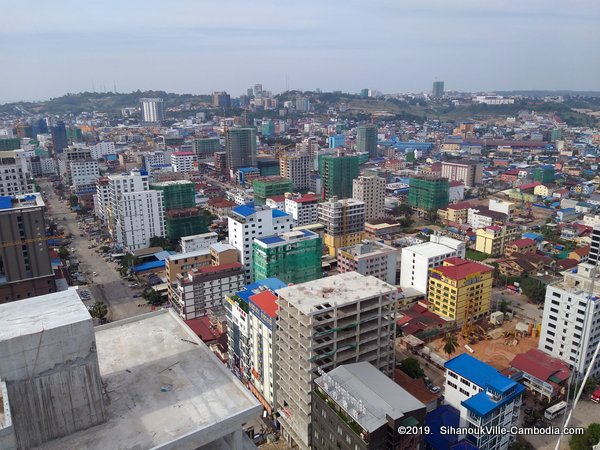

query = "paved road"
[40, 179, 151, 321]
[492, 288, 543, 324]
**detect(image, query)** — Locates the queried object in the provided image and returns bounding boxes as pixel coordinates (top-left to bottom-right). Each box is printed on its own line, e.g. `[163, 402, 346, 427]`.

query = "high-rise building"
[318, 197, 365, 256]
[280, 152, 310, 192]
[400, 234, 466, 294]
[50, 122, 68, 154]
[428, 257, 493, 324]
[539, 263, 600, 378]
[61, 146, 99, 195]
[441, 160, 483, 187]
[252, 176, 293, 205]
[106, 169, 165, 251]
[193, 138, 221, 156]
[252, 229, 322, 284]
[284, 193, 320, 226]
[337, 240, 397, 284]
[228, 204, 293, 281]
[0, 193, 56, 303]
[295, 97, 311, 112]
[275, 273, 397, 450]
[212, 91, 231, 108]
[139, 98, 165, 123]
[318, 152, 360, 199]
[432, 81, 445, 99]
[408, 175, 449, 213]
[0, 151, 33, 196]
[328, 134, 345, 149]
[214, 151, 227, 177]
[0, 137, 21, 151]
[225, 127, 257, 173]
[589, 225, 600, 265]
[444, 354, 524, 450]
[356, 124, 378, 157]
[312, 363, 427, 450]
[170, 151, 197, 172]
[352, 176, 385, 221]
[180, 232, 218, 253]
[95, 176, 110, 225]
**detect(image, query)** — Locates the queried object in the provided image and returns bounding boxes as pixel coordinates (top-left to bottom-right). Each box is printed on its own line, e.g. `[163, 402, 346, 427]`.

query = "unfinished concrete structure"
[275, 272, 397, 450]
[0, 289, 106, 449]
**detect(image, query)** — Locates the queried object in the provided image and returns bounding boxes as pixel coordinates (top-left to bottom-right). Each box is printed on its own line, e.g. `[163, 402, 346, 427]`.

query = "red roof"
[173, 151, 195, 156]
[432, 258, 493, 280]
[518, 182, 541, 191]
[249, 290, 278, 318]
[449, 181, 464, 187]
[448, 201, 471, 210]
[572, 245, 591, 257]
[508, 238, 536, 248]
[444, 256, 465, 265]
[185, 316, 220, 343]
[511, 349, 570, 383]
[267, 196, 286, 203]
[292, 195, 319, 203]
[486, 225, 502, 231]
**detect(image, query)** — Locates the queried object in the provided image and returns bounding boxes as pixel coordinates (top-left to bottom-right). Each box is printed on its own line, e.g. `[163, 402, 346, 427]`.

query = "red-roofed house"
[569, 245, 590, 263]
[428, 258, 493, 323]
[509, 349, 570, 401]
[505, 238, 537, 258]
[265, 195, 286, 211]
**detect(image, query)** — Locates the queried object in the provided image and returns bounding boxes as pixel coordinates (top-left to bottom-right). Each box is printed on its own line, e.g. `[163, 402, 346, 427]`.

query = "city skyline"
[1, 0, 599, 103]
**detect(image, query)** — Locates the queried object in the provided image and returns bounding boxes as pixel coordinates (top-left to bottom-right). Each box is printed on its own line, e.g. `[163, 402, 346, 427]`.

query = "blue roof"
[236, 278, 287, 302]
[451, 441, 480, 450]
[132, 260, 165, 272]
[154, 250, 172, 261]
[232, 204, 256, 217]
[425, 405, 460, 450]
[462, 383, 525, 417]
[238, 167, 260, 173]
[257, 235, 284, 245]
[523, 232, 543, 241]
[444, 354, 500, 388]
[0, 196, 12, 210]
[272, 209, 288, 218]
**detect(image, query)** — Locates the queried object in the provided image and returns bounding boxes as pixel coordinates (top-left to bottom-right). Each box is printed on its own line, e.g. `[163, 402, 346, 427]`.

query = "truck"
[592, 388, 600, 403]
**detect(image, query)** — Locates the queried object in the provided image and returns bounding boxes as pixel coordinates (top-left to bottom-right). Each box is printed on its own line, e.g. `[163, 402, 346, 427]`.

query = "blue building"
[444, 354, 525, 450]
[328, 134, 345, 149]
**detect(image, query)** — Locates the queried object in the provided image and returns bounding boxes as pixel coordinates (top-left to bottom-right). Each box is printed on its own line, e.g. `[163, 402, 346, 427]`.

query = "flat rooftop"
[276, 272, 396, 315]
[338, 241, 396, 258]
[40, 310, 261, 450]
[0, 288, 89, 342]
[404, 241, 460, 258]
[0, 193, 45, 211]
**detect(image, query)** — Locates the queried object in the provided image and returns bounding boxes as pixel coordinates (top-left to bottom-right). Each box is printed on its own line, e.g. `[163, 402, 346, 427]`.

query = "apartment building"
[539, 263, 600, 378]
[0, 151, 33, 196]
[428, 257, 493, 324]
[441, 160, 483, 187]
[280, 152, 311, 192]
[467, 206, 507, 230]
[170, 151, 197, 173]
[284, 193, 320, 226]
[0, 193, 56, 303]
[228, 204, 293, 281]
[95, 176, 110, 224]
[180, 232, 218, 253]
[165, 242, 238, 283]
[504, 238, 537, 258]
[318, 197, 365, 256]
[275, 273, 397, 450]
[400, 234, 466, 295]
[475, 225, 521, 257]
[352, 176, 385, 222]
[337, 240, 397, 285]
[444, 354, 524, 450]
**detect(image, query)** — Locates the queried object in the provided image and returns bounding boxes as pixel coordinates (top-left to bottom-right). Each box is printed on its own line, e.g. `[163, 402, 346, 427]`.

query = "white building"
[90, 142, 116, 160]
[284, 193, 320, 226]
[444, 353, 524, 450]
[140, 151, 166, 170]
[280, 152, 310, 192]
[583, 215, 600, 229]
[337, 240, 398, 285]
[473, 95, 515, 105]
[228, 204, 293, 281]
[400, 234, 466, 294]
[140, 97, 165, 123]
[467, 206, 506, 230]
[40, 157, 56, 176]
[265, 196, 285, 211]
[539, 263, 600, 378]
[180, 232, 218, 253]
[69, 159, 99, 193]
[171, 151, 197, 172]
[106, 169, 165, 251]
[449, 182, 465, 202]
[352, 176, 385, 222]
[95, 177, 110, 224]
[489, 199, 516, 219]
[0, 150, 33, 196]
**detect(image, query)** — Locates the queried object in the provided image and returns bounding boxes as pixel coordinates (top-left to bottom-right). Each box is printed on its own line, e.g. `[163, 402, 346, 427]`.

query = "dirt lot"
[429, 318, 539, 370]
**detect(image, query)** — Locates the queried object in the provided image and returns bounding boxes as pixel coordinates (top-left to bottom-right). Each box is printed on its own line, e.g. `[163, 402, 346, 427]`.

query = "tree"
[499, 299, 511, 313]
[58, 246, 70, 260]
[442, 333, 459, 357]
[69, 195, 79, 207]
[568, 377, 597, 400]
[520, 277, 545, 303]
[570, 423, 600, 450]
[398, 357, 425, 379]
[149, 236, 173, 251]
[142, 287, 163, 306]
[89, 302, 108, 320]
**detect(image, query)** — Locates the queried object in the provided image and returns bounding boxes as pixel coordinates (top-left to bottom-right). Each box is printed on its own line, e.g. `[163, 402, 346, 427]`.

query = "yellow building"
[438, 201, 471, 224]
[428, 257, 493, 323]
[318, 197, 365, 256]
[475, 225, 521, 257]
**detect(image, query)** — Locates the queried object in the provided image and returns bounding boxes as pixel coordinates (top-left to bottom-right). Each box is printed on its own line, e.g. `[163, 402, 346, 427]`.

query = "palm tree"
[442, 333, 458, 358]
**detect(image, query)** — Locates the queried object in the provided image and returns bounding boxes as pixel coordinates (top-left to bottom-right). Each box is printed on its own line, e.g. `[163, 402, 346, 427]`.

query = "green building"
[408, 176, 449, 212]
[532, 167, 555, 184]
[66, 126, 83, 143]
[150, 180, 196, 210]
[356, 124, 377, 157]
[261, 120, 275, 137]
[335, 124, 346, 133]
[405, 151, 415, 162]
[193, 138, 221, 156]
[253, 177, 293, 205]
[0, 138, 20, 151]
[252, 229, 322, 284]
[318, 153, 359, 199]
[256, 156, 280, 176]
[551, 129, 562, 143]
[165, 208, 213, 239]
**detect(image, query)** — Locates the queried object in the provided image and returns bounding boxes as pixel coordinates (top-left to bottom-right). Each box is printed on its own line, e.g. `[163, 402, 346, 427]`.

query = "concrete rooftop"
[37, 310, 261, 450]
[276, 272, 396, 315]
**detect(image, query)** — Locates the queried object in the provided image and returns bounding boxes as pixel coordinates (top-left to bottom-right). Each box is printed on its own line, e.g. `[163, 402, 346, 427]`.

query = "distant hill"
[496, 90, 600, 98]
[0, 91, 212, 116]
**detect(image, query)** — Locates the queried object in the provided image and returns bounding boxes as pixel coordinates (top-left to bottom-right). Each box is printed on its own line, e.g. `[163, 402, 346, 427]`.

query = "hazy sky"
[1, 0, 599, 103]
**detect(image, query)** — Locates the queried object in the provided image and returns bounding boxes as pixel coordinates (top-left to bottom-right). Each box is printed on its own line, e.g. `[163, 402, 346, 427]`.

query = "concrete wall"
[0, 380, 17, 450]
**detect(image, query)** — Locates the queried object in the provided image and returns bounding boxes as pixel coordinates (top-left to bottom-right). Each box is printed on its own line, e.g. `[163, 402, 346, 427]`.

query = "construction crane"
[0, 235, 64, 249]
[274, 143, 293, 160]
[461, 294, 476, 339]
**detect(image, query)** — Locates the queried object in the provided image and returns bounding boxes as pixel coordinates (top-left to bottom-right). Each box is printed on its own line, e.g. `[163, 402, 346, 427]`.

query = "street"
[39, 179, 151, 321]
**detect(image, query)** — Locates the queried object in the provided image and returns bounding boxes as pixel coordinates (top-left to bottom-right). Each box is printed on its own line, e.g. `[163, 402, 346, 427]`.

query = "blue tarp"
[132, 260, 165, 272]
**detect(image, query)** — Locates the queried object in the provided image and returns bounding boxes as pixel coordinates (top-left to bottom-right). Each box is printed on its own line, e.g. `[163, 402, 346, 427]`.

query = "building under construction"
[318, 151, 359, 199]
[318, 197, 365, 256]
[165, 207, 213, 239]
[252, 176, 293, 205]
[408, 175, 449, 215]
[150, 180, 196, 210]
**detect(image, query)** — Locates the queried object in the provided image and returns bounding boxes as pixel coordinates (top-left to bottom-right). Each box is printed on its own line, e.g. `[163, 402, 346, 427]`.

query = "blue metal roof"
[0, 196, 12, 210]
[232, 204, 256, 217]
[272, 209, 288, 218]
[462, 383, 525, 417]
[257, 235, 284, 245]
[425, 404, 460, 450]
[444, 354, 500, 388]
[236, 278, 287, 302]
[132, 260, 165, 272]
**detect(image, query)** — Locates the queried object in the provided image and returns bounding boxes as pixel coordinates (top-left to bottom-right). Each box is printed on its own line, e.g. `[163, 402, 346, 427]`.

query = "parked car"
[133, 294, 141, 298]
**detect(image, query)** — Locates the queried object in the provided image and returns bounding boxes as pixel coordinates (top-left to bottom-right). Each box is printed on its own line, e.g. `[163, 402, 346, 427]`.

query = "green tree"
[520, 277, 545, 303]
[69, 194, 79, 207]
[570, 423, 600, 450]
[442, 333, 458, 357]
[398, 357, 425, 379]
[58, 246, 70, 259]
[499, 299, 511, 313]
[509, 442, 534, 450]
[142, 287, 163, 306]
[568, 378, 597, 400]
[149, 236, 173, 251]
[89, 302, 108, 320]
